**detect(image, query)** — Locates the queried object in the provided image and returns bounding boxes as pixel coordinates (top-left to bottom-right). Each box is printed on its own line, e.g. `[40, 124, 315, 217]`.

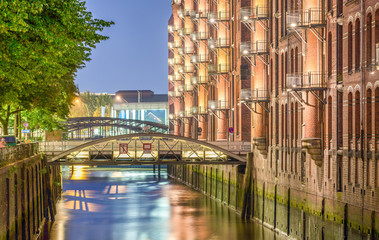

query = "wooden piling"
[241, 152, 253, 219]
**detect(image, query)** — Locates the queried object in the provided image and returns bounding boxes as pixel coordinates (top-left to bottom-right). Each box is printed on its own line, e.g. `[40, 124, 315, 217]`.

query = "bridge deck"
[40, 134, 250, 165]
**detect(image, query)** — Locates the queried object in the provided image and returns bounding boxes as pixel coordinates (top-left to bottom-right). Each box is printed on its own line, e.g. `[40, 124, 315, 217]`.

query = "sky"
[75, 0, 172, 94]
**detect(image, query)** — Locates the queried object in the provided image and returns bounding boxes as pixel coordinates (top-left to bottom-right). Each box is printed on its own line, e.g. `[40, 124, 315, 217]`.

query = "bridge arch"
[65, 117, 169, 138]
[46, 133, 247, 165]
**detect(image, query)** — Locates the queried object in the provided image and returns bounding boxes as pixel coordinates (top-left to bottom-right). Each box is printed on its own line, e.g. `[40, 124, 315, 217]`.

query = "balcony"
[191, 54, 209, 63]
[168, 74, 182, 81]
[183, 65, 195, 73]
[174, 57, 183, 65]
[208, 100, 229, 110]
[240, 6, 269, 22]
[168, 24, 180, 33]
[184, 47, 194, 54]
[169, 57, 183, 65]
[191, 32, 209, 41]
[177, 47, 184, 55]
[184, 28, 194, 35]
[286, 9, 326, 29]
[208, 64, 230, 74]
[178, 84, 194, 92]
[376, 43, 379, 70]
[191, 106, 208, 115]
[207, 11, 230, 23]
[191, 76, 209, 85]
[240, 41, 269, 55]
[168, 41, 182, 49]
[208, 38, 231, 48]
[168, 91, 183, 98]
[177, 111, 185, 118]
[177, 10, 184, 19]
[184, 9, 196, 17]
[286, 72, 327, 90]
[240, 89, 270, 102]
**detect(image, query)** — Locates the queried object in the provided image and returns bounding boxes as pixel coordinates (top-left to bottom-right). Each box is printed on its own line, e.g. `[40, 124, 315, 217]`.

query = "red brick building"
[169, 0, 379, 238]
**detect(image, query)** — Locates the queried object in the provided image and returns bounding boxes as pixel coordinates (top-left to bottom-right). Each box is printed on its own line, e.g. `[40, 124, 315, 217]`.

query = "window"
[355, 19, 361, 71]
[367, 89, 372, 141]
[295, 47, 299, 73]
[281, 53, 284, 89]
[367, 13, 372, 67]
[290, 49, 294, 73]
[348, 22, 353, 72]
[348, 92, 353, 149]
[328, 32, 332, 77]
[328, 96, 333, 148]
[355, 91, 361, 143]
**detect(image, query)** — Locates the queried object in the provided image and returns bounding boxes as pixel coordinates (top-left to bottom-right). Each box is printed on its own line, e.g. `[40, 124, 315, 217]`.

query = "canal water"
[50, 166, 284, 240]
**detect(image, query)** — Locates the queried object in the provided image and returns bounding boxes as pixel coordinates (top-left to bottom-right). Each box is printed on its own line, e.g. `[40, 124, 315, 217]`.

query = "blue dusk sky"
[75, 0, 172, 94]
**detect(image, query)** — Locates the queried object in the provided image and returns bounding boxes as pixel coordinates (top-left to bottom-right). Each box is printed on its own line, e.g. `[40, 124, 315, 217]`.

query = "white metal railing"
[208, 64, 230, 74]
[208, 100, 229, 110]
[240, 41, 269, 55]
[286, 9, 326, 28]
[168, 74, 182, 81]
[191, 76, 209, 85]
[208, 11, 230, 23]
[240, 6, 269, 22]
[286, 72, 327, 89]
[208, 38, 230, 48]
[191, 54, 209, 63]
[191, 32, 209, 41]
[240, 89, 270, 101]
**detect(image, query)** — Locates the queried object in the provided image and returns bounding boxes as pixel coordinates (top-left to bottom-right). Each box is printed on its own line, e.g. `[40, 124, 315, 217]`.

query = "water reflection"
[50, 167, 283, 240]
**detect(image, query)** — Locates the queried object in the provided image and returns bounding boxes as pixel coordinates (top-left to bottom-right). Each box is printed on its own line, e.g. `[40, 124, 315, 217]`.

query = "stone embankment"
[0, 143, 61, 240]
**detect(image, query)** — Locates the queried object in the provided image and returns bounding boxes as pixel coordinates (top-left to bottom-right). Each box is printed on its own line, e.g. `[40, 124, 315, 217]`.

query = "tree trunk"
[1, 120, 9, 135]
[14, 111, 18, 137]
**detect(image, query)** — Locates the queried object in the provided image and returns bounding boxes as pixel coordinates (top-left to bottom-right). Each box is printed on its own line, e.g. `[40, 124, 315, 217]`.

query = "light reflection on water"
[50, 167, 283, 240]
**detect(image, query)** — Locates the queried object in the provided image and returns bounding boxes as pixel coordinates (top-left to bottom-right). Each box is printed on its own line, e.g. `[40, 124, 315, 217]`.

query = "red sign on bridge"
[119, 143, 128, 154]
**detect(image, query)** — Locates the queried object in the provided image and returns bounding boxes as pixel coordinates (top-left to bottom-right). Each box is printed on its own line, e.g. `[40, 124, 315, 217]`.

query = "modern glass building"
[111, 90, 169, 126]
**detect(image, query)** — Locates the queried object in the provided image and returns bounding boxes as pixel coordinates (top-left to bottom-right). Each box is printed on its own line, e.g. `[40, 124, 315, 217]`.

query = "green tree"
[0, 0, 114, 134]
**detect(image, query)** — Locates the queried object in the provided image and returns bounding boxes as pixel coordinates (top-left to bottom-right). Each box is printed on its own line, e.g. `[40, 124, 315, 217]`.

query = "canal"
[49, 166, 285, 240]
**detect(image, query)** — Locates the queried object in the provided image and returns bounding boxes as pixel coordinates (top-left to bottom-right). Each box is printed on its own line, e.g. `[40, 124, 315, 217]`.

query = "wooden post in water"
[241, 152, 253, 219]
[158, 164, 161, 178]
[153, 164, 156, 174]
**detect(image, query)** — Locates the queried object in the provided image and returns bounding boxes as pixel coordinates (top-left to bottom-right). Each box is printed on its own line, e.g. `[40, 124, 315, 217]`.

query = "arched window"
[281, 53, 284, 90]
[355, 18, 361, 70]
[367, 88, 372, 141]
[348, 92, 353, 148]
[367, 13, 372, 67]
[290, 49, 294, 73]
[281, 104, 285, 145]
[328, 96, 333, 148]
[328, 32, 333, 77]
[291, 102, 294, 146]
[355, 91, 361, 143]
[295, 47, 299, 73]
[285, 51, 288, 87]
[348, 22, 353, 72]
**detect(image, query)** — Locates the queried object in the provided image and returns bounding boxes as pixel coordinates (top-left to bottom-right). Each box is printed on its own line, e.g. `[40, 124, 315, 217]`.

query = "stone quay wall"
[0, 144, 61, 240]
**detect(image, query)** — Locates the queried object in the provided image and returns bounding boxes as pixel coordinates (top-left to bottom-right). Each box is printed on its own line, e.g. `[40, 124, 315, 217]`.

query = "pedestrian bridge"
[41, 133, 248, 165]
[65, 117, 169, 139]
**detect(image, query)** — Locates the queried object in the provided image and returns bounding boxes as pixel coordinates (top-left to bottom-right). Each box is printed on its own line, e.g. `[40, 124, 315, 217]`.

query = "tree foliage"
[70, 91, 113, 118]
[0, 0, 114, 134]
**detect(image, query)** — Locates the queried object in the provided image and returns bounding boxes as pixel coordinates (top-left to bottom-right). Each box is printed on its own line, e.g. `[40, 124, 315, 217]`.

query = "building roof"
[114, 90, 168, 103]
